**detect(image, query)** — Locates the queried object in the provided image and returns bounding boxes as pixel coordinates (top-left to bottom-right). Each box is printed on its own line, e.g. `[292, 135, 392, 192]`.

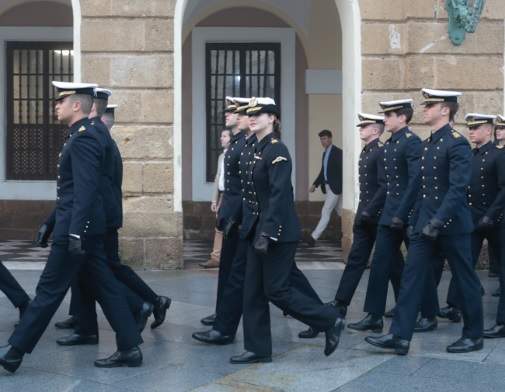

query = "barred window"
[205, 43, 280, 181]
[6, 42, 73, 180]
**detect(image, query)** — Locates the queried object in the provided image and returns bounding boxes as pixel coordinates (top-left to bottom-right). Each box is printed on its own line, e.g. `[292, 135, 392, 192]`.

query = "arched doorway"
[173, 0, 361, 254]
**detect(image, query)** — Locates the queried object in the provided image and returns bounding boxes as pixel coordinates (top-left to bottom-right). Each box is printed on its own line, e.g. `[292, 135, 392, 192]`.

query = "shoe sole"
[365, 338, 408, 355]
[298, 333, 320, 339]
[348, 326, 383, 333]
[94, 360, 142, 368]
[0, 360, 21, 373]
[57, 340, 98, 346]
[414, 326, 437, 333]
[446, 344, 483, 353]
[192, 335, 234, 345]
[230, 357, 272, 364]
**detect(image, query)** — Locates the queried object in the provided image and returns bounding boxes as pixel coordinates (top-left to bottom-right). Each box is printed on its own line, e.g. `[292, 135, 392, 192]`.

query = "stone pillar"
[80, 0, 182, 269]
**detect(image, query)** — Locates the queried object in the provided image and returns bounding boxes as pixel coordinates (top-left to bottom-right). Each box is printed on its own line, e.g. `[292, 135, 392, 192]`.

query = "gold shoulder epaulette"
[451, 130, 461, 139]
[78, 126, 87, 133]
[271, 139, 279, 144]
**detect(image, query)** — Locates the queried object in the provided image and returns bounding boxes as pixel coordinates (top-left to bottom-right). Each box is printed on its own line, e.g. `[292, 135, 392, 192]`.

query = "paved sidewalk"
[0, 261, 504, 391]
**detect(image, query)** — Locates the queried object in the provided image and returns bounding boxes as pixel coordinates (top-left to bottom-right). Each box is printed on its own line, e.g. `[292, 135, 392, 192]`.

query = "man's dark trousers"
[105, 228, 158, 304]
[390, 233, 483, 341]
[446, 228, 498, 309]
[0, 262, 30, 308]
[213, 237, 322, 336]
[335, 223, 403, 307]
[215, 227, 240, 316]
[363, 225, 405, 316]
[9, 237, 142, 353]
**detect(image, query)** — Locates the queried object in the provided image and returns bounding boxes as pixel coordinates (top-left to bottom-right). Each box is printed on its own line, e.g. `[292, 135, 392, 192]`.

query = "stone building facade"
[0, 0, 504, 267]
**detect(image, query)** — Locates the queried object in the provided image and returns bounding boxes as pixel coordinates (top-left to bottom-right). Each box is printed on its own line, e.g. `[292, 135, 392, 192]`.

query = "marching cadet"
[56, 91, 171, 347]
[437, 114, 505, 328]
[366, 89, 484, 355]
[0, 263, 30, 323]
[348, 99, 420, 333]
[298, 112, 389, 339]
[200, 97, 247, 327]
[484, 114, 505, 339]
[0, 82, 143, 373]
[230, 98, 342, 364]
[193, 97, 251, 344]
[193, 98, 324, 346]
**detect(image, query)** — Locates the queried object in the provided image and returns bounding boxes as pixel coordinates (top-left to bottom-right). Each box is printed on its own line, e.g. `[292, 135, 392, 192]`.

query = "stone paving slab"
[0, 267, 504, 392]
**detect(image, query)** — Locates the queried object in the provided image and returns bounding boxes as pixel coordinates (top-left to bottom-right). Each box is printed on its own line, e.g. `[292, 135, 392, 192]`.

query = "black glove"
[390, 217, 404, 230]
[254, 235, 270, 255]
[35, 224, 50, 248]
[421, 218, 443, 240]
[223, 219, 236, 239]
[68, 236, 85, 256]
[358, 211, 374, 226]
[477, 216, 494, 231]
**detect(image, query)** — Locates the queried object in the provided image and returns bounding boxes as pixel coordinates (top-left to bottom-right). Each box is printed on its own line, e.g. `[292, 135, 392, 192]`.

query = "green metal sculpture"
[445, 0, 485, 46]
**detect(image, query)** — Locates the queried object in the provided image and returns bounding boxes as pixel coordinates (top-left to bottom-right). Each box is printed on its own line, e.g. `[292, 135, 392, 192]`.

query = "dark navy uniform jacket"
[217, 131, 247, 229]
[242, 133, 300, 242]
[90, 117, 123, 229]
[239, 134, 258, 240]
[355, 138, 386, 226]
[379, 126, 422, 226]
[468, 141, 505, 226]
[313, 145, 343, 195]
[45, 118, 123, 234]
[52, 117, 107, 240]
[410, 123, 474, 235]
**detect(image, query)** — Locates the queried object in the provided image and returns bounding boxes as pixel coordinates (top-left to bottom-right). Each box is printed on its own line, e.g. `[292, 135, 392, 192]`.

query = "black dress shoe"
[151, 296, 171, 329]
[348, 314, 383, 333]
[324, 317, 345, 356]
[384, 308, 395, 318]
[57, 333, 98, 346]
[446, 337, 483, 353]
[414, 317, 438, 333]
[438, 306, 461, 323]
[192, 329, 234, 345]
[365, 334, 410, 355]
[230, 351, 272, 364]
[484, 324, 505, 339]
[94, 347, 143, 368]
[136, 302, 153, 332]
[298, 327, 320, 339]
[201, 313, 216, 326]
[54, 316, 78, 330]
[0, 345, 24, 373]
[492, 287, 501, 297]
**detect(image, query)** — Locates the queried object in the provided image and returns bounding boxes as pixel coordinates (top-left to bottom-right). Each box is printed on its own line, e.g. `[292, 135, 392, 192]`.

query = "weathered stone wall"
[80, 0, 181, 269]
[340, 0, 505, 260]
[360, 0, 504, 138]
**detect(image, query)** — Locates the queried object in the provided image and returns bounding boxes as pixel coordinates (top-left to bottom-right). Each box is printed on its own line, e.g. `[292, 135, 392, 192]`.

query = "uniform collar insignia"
[78, 126, 86, 132]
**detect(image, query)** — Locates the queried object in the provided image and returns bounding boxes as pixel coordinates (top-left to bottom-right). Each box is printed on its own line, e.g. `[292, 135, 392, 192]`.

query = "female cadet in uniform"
[230, 98, 343, 364]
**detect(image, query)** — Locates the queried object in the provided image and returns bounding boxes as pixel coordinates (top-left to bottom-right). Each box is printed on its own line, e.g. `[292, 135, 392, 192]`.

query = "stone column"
[80, 0, 182, 269]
